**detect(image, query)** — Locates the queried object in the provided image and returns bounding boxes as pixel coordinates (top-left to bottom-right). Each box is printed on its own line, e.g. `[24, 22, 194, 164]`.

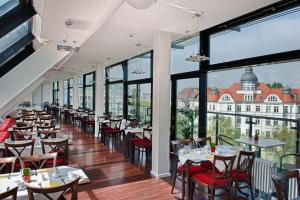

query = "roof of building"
[240, 67, 258, 83]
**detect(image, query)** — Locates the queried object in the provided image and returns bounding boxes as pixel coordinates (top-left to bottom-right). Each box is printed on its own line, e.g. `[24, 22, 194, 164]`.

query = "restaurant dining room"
[1, 0, 300, 199]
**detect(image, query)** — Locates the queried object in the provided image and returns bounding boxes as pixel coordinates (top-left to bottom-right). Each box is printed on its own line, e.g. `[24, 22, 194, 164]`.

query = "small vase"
[22, 175, 31, 183]
[254, 134, 259, 142]
[211, 147, 216, 152]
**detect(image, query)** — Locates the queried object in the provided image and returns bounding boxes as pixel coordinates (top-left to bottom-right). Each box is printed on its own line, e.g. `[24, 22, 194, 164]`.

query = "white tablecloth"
[0, 166, 90, 200]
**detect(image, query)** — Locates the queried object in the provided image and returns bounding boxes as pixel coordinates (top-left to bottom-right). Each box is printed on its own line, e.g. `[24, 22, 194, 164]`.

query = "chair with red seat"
[230, 150, 256, 200]
[41, 139, 69, 167]
[4, 140, 35, 170]
[133, 128, 153, 167]
[85, 115, 96, 136]
[102, 119, 122, 148]
[170, 139, 208, 200]
[190, 154, 236, 200]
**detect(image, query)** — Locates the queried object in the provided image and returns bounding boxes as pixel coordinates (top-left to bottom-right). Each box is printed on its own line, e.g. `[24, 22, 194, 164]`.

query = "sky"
[173, 6, 300, 90]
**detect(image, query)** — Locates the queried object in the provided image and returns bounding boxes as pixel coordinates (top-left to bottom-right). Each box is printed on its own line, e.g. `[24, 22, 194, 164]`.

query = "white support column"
[151, 32, 171, 178]
[95, 63, 105, 136]
[73, 75, 79, 109]
[59, 80, 64, 106]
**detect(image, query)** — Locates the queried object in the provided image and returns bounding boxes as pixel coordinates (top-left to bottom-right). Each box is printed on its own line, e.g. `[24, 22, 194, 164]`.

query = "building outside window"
[236, 105, 241, 112]
[246, 105, 251, 112]
[227, 105, 232, 111]
[274, 106, 279, 113]
[256, 106, 260, 112]
[266, 106, 271, 113]
[52, 81, 59, 104]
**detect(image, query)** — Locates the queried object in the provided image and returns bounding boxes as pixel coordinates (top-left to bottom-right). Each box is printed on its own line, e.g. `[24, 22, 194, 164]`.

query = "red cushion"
[45, 157, 65, 167]
[0, 131, 9, 142]
[200, 161, 221, 174]
[15, 161, 31, 169]
[192, 172, 228, 186]
[230, 170, 249, 181]
[131, 138, 143, 145]
[135, 140, 152, 148]
[178, 165, 208, 175]
[0, 118, 16, 131]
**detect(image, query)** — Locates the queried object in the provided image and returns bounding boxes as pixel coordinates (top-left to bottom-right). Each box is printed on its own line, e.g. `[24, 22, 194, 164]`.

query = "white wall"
[32, 85, 42, 106]
[42, 82, 53, 104]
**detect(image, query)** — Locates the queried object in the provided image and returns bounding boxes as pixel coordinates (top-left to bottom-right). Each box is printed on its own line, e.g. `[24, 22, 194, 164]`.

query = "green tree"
[177, 100, 198, 139]
[266, 82, 283, 89]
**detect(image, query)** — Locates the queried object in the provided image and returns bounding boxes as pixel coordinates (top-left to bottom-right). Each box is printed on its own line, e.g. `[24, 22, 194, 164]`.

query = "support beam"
[95, 63, 105, 136]
[59, 79, 64, 106]
[151, 32, 171, 178]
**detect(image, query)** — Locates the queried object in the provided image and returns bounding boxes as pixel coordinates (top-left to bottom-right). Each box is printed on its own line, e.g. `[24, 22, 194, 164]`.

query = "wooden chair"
[280, 153, 300, 172]
[231, 150, 256, 200]
[193, 137, 211, 148]
[26, 177, 80, 200]
[39, 116, 55, 125]
[170, 139, 208, 200]
[190, 155, 236, 200]
[20, 153, 58, 169]
[0, 186, 18, 200]
[41, 139, 69, 166]
[13, 131, 34, 140]
[37, 125, 57, 139]
[134, 128, 153, 167]
[13, 126, 33, 132]
[22, 117, 37, 125]
[217, 134, 238, 146]
[102, 119, 122, 148]
[4, 140, 35, 169]
[0, 156, 17, 173]
[272, 170, 300, 200]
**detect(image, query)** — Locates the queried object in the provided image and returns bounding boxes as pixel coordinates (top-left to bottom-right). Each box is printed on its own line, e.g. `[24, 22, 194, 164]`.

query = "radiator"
[252, 158, 277, 195]
[288, 176, 298, 200]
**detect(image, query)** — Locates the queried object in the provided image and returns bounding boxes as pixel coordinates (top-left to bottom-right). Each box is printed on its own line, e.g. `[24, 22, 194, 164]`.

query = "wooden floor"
[60, 123, 183, 200]
[61, 122, 247, 200]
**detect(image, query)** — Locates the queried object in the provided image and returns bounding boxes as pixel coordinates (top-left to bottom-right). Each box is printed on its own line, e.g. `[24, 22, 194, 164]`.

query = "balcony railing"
[207, 111, 299, 165]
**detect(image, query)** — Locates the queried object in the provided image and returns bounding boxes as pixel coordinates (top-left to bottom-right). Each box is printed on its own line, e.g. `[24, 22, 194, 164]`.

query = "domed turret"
[240, 67, 258, 83]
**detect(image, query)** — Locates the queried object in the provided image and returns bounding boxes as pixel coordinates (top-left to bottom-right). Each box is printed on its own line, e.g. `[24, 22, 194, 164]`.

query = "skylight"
[0, 0, 19, 17]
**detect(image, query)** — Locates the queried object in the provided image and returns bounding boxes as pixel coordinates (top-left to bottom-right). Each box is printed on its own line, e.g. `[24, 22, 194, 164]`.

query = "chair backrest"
[212, 155, 236, 182]
[41, 139, 69, 165]
[143, 127, 152, 140]
[170, 139, 193, 154]
[13, 126, 33, 132]
[126, 119, 139, 129]
[4, 140, 35, 157]
[0, 157, 17, 173]
[0, 186, 18, 200]
[236, 150, 256, 177]
[20, 153, 58, 169]
[14, 131, 33, 140]
[272, 170, 300, 200]
[38, 130, 57, 139]
[22, 118, 37, 124]
[217, 134, 237, 146]
[109, 119, 122, 130]
[16, 122, 29, 127]
[26, 177, 80, 200]
[193, 137, 211, 148]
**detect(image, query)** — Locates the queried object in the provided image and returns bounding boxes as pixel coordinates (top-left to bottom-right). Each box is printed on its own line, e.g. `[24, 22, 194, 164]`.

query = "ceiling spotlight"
[127, 0, 156, 9]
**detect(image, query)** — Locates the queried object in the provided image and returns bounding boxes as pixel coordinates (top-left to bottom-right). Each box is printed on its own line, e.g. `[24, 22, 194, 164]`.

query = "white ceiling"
[35, 0, 280, 78]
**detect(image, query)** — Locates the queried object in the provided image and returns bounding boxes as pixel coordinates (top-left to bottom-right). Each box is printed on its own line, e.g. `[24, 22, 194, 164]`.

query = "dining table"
[0, 166, 90, 200]
[178, 145, 240, 200]
[235, 137, 287, 157]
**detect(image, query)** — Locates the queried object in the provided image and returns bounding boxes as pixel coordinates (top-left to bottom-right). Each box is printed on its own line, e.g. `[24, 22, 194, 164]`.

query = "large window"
[0, 0, 19, 17]
[63, 79, 74, 107]
[108, 83, 123, 116]
[105, 52, 153, 123]
[78, 75, 83, 108]
[83, 72, 95, 110]
[52, 81, 59, 105]
[210, 6, 300, 64]
[171, 36, 199, 74]
[127, 53, 151, 81]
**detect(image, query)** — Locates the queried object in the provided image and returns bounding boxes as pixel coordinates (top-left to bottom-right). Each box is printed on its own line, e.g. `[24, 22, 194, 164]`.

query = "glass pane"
[69, 79, 73, 87]
[107, 64, 123, 81]
[78, 75, 83, 87]
[0, 0, 19, 17]
[176, 78, 199, 139]
[85, 73, 94, 85]
[63, 80, 68, 89]
[85, 86, 93, 110]
[78, 87, 83, 108]
[139, 83, 151, 124]
[128, 53, 151, 80]
[207, 61, 299, 164]
[171, 36, 199, 74]
[69, 88, 73, 106]
[0, 20, 29, 53]
[108, 83, 123, 116]
[210, 6, 300, 64]
[63, 89, 68, 105]
[128, 84, 137, 120]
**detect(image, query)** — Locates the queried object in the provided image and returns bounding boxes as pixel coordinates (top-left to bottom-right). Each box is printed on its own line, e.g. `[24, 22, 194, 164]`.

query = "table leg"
[182, 163, 185, 200]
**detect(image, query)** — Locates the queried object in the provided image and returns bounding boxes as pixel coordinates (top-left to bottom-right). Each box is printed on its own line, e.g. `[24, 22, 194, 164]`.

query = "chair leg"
[190, 181, 195, 200]
[234, 181, 238, 200]
[209, 185, 215, 200]
[171, 172, 177, 194]
[249, 180, 254, 200]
